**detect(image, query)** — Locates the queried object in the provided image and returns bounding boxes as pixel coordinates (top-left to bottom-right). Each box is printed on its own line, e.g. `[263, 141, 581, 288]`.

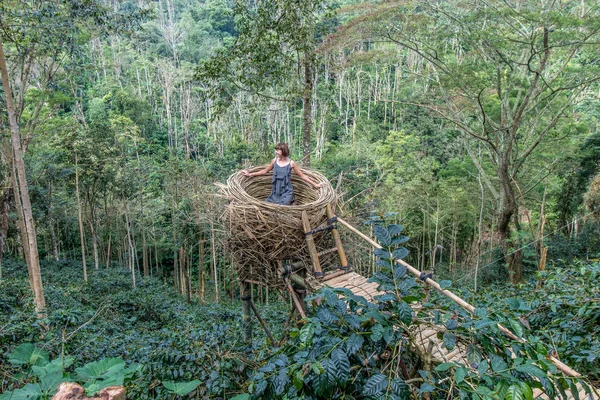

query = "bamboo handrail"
[336, 217, 582, 378]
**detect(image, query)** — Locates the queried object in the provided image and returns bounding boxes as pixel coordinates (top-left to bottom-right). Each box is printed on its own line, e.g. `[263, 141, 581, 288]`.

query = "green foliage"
[0, 259, 283, 399]
[1, 342, 137, 400]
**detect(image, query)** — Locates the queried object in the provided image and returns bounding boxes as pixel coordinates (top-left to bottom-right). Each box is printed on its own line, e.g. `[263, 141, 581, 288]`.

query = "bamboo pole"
[326, 204, 348, 269]
[336, 216, 581, 378]
[302, 211, 323, 277]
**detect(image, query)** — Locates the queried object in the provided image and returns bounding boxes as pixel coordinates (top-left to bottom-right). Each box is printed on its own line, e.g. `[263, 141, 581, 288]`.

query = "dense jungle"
[1, 0, 600, 399]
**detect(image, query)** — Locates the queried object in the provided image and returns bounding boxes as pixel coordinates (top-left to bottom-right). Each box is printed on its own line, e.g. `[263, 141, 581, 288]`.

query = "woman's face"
[275, 148, 283, 158]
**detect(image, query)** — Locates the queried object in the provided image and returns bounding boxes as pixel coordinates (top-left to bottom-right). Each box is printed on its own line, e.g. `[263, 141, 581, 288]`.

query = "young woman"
[241, 143, 323, 205]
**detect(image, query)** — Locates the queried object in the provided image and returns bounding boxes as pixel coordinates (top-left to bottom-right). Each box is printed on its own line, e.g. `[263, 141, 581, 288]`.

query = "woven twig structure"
[219, 166, 338, 287]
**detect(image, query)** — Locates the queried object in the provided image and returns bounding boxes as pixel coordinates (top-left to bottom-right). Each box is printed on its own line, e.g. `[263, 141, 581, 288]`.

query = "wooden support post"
[302, 211, 323, 277]
[286, 279, 307, 319]
[240, 281, 252, 345]
[326, 204, 349, 270]
[249, 299, 275, 345]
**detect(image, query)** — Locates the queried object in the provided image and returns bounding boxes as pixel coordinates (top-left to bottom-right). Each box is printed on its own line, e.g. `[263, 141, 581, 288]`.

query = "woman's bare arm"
[292, 161, 323, 188]
[242, 159, 275, 177]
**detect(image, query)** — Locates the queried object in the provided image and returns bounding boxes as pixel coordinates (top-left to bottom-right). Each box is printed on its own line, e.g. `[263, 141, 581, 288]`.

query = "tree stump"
[51, 383, 126, 400]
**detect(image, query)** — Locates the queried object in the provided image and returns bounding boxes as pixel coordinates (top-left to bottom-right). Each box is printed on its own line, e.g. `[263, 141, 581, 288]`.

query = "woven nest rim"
[222, 166, 336, 210]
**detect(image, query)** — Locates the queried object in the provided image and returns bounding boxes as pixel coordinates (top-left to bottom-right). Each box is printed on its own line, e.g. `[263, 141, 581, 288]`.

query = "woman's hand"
[241, 170, 251, 177]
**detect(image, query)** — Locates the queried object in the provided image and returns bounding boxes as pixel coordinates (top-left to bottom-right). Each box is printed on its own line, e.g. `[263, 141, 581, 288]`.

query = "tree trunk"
[302, 53, 313, 167]
[0, 37, 46, 316]
[123, 195, 136, 288]
[199, 237, 205, 302]
[497, 163, 523, 284]
[0, 188, 10, 278]
[47, 183, 60, 262]
[75, 152, 87, 281]
[210, 220, 218, 302]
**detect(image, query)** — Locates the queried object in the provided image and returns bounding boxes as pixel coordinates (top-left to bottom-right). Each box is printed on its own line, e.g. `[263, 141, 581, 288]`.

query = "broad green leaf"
[392, 247, 409, 260]
[298, 324, 314, 349]
[435, 362, 455, 372]
[0, 383, 42, 400]
[230, 395, 250, 400]
[439, 280, 452, 289]
[515, 364, 547, 379]
[345, 333, 364, 355]
[397, 301, 412, 326]
[454, 366, 467, 384]
[40, 370, 69, 394]
[363, 373, 388, 396]
[329, 349, 350, 385]
[490, 355, 508, 373]
[393, 263, 407, 279]
[443, 332, 456, 350]
[293, 370, 304, 391]
[8, 343, 49, 367]
[75, 358, 125, 380]
[162, 380, 201, 395]
[374, 225, 391, 246]
[374, 248, 391, 260]
[387, 224, 404, 235]
[518, 382, 533, 400]
[509, 319, 524, 338]
[505, 383, 524, 400]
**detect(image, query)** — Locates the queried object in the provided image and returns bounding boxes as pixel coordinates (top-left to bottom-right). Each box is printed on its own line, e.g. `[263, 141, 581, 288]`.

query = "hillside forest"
[1, 0, 600, 399]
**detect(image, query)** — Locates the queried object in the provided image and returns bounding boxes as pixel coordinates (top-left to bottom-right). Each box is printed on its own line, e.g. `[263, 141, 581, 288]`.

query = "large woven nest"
[220, 166, 338, 287]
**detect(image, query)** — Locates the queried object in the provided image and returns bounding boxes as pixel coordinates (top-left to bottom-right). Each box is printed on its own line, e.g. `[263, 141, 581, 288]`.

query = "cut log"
[51, 383, 126, 400]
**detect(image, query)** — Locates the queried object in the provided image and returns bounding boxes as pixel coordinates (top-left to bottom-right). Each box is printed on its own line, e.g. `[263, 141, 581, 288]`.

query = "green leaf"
[392, 247, 409, 260]
[435, 362, 455, 372]
[371, 323, 384, 342]
[515, 364, 547, 380]
[374, 225, 391, 246]
[162, 380, 201, 396]
[387, 224, 404, 235]
[299, 324, 314, 349]
[443, 332, 456, 350]
[0, 383, 42, 400]
[509, 319, 524, 338]
[40, 370, 69, 394]
[75, 358, 125, 381]
[8, 343, 49, 367]
[293, 370, 304, 391]
[477, 360, 489, 375]
[518, 382, 533, 400]
[230, 395, 250, 400]
[490, 355, 508, 373]
[397, 301, 413, 326]
[329, 349, 350, 385]
[393, 263, 407, 279]
[345, 333, 364, 355]
[374, 248, 391, 260]
[363, 373, 388, 396]
[454, 366, 467, 384]
[439, 280, 452, 289]
[505, 383, 524, 400]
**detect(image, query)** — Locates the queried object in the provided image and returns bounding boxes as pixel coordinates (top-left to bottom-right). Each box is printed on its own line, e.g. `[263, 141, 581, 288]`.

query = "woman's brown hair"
[275, 142, 290, 157]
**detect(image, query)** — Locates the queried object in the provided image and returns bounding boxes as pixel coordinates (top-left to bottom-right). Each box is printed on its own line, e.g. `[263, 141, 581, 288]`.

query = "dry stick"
[285, 279, 307, 319]
[248, 299, 275, 345]
[336, 216, 582, 378]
